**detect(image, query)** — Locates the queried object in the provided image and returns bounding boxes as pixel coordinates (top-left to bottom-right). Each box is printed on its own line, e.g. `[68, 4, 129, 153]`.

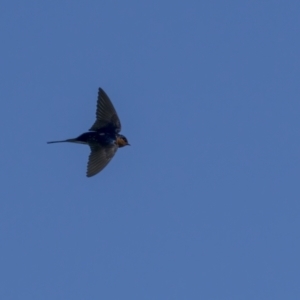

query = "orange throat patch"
[116, 137, 127, 147]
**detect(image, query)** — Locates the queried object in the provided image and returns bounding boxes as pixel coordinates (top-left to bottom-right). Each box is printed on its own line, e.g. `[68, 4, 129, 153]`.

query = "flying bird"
[48, 88, 129, 177]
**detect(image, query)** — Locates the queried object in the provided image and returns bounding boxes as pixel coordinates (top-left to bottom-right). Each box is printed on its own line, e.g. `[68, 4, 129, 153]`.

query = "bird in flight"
[48, 88, 130, 177]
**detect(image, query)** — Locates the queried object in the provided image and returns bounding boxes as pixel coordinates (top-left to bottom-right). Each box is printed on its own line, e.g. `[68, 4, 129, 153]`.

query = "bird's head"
[116, 135, 130, 147]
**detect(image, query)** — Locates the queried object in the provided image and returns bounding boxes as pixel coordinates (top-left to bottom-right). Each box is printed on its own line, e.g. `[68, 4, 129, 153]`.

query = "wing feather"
[86, 144, 118, 177]
[89, 88, 121, 133]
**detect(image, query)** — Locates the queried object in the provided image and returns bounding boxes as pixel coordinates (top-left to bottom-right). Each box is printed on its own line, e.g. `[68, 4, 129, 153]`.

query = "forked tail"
[47, 138, 77, 144]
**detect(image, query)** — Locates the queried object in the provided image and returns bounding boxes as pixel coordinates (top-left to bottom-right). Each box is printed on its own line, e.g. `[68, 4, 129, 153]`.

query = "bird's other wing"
[89, 88, 121, 133]
[86, 144, 118, 177]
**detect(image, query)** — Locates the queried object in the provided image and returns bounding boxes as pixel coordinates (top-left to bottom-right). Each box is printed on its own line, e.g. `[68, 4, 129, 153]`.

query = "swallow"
[48, 88, 129, 177]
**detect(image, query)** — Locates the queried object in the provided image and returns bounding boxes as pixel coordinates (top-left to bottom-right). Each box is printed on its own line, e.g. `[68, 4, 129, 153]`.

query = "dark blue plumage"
[48, 88, 129, 177]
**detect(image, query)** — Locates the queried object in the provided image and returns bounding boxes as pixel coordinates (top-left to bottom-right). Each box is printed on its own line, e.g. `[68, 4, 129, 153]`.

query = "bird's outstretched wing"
[86, 144, 118, 177]
[89, 88, 121, 133]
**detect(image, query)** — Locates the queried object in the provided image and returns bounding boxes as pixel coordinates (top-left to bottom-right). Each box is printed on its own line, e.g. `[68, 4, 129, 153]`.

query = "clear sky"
[1, 1, 299, 299]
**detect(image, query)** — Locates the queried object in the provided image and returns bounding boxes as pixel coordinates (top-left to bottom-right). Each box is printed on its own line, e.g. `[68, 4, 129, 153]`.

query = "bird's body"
[48, 88, 129, 177]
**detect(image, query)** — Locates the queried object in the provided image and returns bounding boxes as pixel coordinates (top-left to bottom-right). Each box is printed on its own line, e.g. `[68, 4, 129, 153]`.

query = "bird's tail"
[47, 138, 77, 144]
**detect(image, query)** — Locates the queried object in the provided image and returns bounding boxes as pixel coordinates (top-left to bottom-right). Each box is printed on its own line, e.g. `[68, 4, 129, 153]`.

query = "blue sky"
[1, 1, 299, 299]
